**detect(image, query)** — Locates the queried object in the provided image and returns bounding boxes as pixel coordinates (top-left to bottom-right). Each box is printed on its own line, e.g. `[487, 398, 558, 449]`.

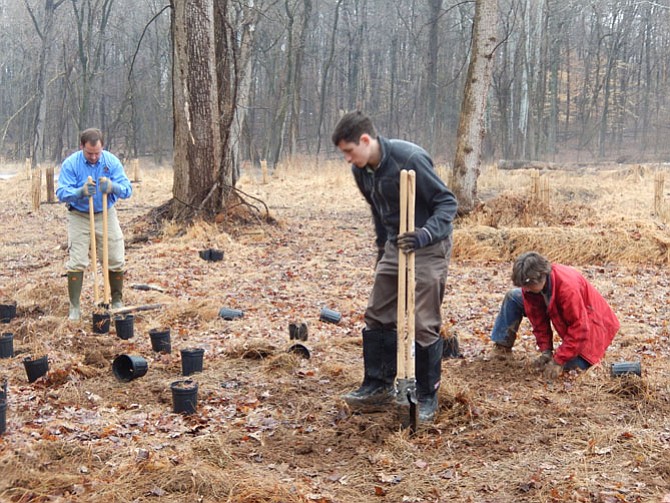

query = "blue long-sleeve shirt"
[56, 150, 132, 212]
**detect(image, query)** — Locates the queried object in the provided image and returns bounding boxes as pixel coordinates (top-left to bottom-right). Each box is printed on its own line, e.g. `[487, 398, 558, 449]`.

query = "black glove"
[397, 228, 431, 253]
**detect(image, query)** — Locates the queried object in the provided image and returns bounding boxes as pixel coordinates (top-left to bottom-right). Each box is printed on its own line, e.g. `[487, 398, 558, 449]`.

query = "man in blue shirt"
[56, 128, 133, 320]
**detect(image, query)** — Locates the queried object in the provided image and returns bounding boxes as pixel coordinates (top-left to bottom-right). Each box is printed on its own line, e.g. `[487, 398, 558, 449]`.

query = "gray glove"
[98, 177, 118, 195]
[76, 179, 96, 198]
[533, 350, 553, 369]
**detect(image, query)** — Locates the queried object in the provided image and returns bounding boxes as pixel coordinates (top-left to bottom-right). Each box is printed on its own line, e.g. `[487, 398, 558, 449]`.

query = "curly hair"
[511, 251, 552, 287]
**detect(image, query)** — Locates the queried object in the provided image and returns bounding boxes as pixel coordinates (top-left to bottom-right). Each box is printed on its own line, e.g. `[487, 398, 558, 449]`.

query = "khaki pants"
[66, 206, 125, 271]
[364, 237, 452, 347]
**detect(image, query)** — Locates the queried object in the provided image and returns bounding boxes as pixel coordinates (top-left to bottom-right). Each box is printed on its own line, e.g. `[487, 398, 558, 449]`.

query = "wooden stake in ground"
[46, 167, 55, 203]
[31, 167, 41, 211]
[396, 169, 418, 433]
[654, 171, 665, 215]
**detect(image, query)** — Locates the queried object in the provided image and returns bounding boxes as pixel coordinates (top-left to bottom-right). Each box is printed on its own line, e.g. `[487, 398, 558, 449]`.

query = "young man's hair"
[80, 128, 104, 147]
[331, 111, 377, 146]
[511, 251, 552, 287]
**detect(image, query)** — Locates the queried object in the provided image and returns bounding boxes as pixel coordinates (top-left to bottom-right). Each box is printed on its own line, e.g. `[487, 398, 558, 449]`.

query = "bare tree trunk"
[23, 0, 66, 167]
[452, 0, 498, 215]
[171, 0, 222, 219]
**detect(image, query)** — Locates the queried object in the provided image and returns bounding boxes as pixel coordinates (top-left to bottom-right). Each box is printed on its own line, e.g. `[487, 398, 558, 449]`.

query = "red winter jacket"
[523, 264, 619, 366]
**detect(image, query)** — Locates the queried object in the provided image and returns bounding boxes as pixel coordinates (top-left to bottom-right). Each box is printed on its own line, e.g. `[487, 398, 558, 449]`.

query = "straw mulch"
[0, 159, 669, 502]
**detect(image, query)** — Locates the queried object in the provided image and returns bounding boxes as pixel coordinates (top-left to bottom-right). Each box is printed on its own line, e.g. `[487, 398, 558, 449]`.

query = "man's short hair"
[332, 111, 377, 146]
[80, 128, 104, 147]
[511, 251, 552, 287]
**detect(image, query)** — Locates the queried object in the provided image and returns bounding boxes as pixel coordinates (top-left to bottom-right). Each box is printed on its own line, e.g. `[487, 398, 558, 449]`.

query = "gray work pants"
[364, 237, 452, 347]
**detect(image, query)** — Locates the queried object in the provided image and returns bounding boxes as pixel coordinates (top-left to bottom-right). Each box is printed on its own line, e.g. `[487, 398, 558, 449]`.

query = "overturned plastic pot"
[0, 302, 16, 324]
[92, 312, 111, 334]
[181, 348, 205, 376]
[319, 307, 341, 324]
[149, 328, 171, 353]
[0, 399, 6, 435]
[0, 333, 13, 359]
[611, 361, 642, 377]
[114, 314, 135, 340]
[171, 379, 198, 414]
[112, 354, 149, 382]
[219, 308, 244, 321]
[23, 355, 49, 383]
[287, 343, 311, 359]
[199, 248, 224, 262]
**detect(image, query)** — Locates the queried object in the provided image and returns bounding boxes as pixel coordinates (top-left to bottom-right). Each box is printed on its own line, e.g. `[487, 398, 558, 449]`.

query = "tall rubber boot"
[342, 329, 397, 412]
[109, 270, 124, 309]
[68, 271, 84, 321]
[416, 338, 444, 422]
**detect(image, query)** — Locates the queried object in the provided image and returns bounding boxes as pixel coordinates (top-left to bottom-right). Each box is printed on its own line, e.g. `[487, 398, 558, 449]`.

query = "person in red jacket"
[490, 251, 619, 378]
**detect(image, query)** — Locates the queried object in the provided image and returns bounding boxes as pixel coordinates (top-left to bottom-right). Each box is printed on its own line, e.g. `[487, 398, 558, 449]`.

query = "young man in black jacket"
[332, 111, 458, 422]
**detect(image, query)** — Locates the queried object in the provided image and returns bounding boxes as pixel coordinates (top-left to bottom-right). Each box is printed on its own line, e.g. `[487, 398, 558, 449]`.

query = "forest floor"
[0, 158, 669, 502]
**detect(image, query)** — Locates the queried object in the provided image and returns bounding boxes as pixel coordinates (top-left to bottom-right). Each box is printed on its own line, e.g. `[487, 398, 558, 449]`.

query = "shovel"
[101, 188, 111, 306]
[396, 169, 418, 433]
[87, 176, 100, 305]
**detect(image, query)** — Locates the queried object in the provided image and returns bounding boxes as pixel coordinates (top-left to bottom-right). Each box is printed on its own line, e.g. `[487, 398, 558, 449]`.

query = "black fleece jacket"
[352, 136, 458, 248]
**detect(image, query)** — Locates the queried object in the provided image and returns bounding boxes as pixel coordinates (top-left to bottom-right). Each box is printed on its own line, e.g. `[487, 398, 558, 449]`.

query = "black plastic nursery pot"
[288, 322, 308, 341]
[23, 355, 49, 383]
[0, 399, 6, 435]
[114, 315, 135, 340]
[0, 333, 13, 358]
[219, 308, 244, 320]
[611, 361, 642, 377]
[287, 343, 311, 359]
[319, 307, 341, 324]
[112, 354, 149, 382]
[199, 248, 224, 262]
[149, 328, 171, 353]
[180, 348, 205, 376]
[92, 312, 111, 334]
[170, 380, 198, 414]
[0, 302, 16, 323]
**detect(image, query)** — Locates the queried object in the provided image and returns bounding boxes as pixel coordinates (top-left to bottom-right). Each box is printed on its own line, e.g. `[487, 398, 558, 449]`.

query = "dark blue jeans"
[490, 288, 591, 370]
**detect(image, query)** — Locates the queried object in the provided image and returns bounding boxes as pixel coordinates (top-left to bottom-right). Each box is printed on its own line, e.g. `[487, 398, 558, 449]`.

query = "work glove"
[76, 179, 96, 198]
[375, 244, 385, 266]
[543, 360, 563, 380]
[533, 350, 553, 369]
[396, 228, 431, 254]
[98, 177, 118, 195]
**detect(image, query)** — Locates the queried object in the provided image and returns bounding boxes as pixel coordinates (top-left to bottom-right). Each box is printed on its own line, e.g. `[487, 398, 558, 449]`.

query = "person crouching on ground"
[56, 128, 132, 320]
[332, 111, 458, 422]
[490, 251, 619, 378]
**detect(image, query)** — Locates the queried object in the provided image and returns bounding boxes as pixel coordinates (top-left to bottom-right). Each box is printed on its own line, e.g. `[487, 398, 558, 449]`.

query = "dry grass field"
[0, 157, 669, 502]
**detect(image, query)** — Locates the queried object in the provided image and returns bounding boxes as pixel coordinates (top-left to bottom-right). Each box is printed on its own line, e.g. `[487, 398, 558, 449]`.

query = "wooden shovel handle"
[406, 170, 416, 379]
[102, 192, 110, 305]
[397, 170, 408, 379]
[88, 176, 100, 305]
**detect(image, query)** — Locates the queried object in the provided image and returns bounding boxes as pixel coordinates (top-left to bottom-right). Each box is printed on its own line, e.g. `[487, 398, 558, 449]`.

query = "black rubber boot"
[342, 329, 397, 412]
[68, 271, 84, 320]
[109, 270, 124, 309]
[416, 338, 444, 422]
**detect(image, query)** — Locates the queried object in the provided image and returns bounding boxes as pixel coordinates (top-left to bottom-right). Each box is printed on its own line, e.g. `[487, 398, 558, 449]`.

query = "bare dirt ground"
[0, 159, 669, 502]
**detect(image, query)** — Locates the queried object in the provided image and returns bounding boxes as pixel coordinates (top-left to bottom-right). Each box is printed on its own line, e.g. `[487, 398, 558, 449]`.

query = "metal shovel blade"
[396, 378, 419, 433]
